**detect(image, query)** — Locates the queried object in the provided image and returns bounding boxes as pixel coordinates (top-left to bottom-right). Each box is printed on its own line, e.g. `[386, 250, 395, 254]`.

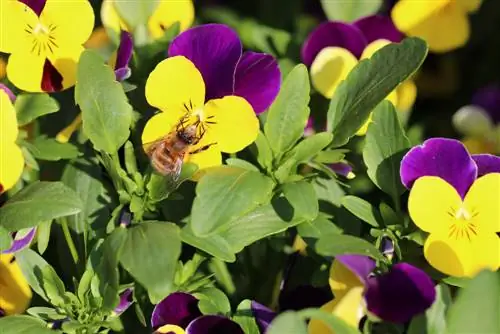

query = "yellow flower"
[409, 174, 500, 277]
[0, 0, 94, 92]
[0, 88, 24, 193]
[0, 253, 32, 315]
[391, 0, 482, 53]
[101, 0, 194, 41]
[141, 56, 259, 173]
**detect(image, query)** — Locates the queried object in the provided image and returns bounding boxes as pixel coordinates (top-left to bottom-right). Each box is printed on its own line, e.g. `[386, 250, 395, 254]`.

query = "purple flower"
[113, 288, 134, 316]
[114, 31, 133, 82]
[400, 138, 500, 198]
[168, 24, 281, 114]
[1, 228, 36, 254]
[152, 292, 243, 334]
[251, 301, 276, 333]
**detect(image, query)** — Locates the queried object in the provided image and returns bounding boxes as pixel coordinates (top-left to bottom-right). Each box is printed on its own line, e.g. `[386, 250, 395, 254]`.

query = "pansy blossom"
[302, 16, 416, 135]
[308, 255, 435, 333]
[391, 0, 482, 53]
[0, 254, 32, 316]
[101, 0, 194, 42]
[0, 0, 94, 92]
[151, 292, 244, 334]
[452, 84, 500, 154]
[401, 138, 500, 277]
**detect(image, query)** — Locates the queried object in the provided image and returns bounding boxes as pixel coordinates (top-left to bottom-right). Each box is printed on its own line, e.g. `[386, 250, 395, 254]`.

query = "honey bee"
[146, 112, 214, 180]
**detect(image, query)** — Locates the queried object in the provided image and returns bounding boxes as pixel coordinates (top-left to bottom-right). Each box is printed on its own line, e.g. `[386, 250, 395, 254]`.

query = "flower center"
[25, 21, 58, 56]
[448, 205, 478, 241]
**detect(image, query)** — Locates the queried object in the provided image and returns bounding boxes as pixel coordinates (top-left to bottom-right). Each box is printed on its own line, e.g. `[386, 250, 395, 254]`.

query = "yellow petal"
[395, 80, 417, 113]
[308, 300, 337, 334]
[49, 45, 85, 90]
[56, 113, 82, 143]
[156, 324, 186, 334]
[6, 51, 45, 92]
[329, 259, 364, 298]
[310, 47, 358, 99]
[408, 176, 462, 234]
[0, 89, 18, 143]
[203, 96, 259, 154]
[146, 56, 205, 112]
[100, 0, 127, 38]
[391, 0, 451, 33]
[141, 110, 186, 148]
[456, 0, 483, 13]
[0, 141, 24, 192]
[424, 230, 500, 277]
[187, 144, 222, 171]
[360, 39, 391, 60]
[0, 0, 38, 54]
[84, 27, 111, 49]
[40, 0, 95, 46]
[397, 2, 470, 53]
[464, 173, 500, 233]
[148, 0, 195, 39]
[0, 254, 32, 315]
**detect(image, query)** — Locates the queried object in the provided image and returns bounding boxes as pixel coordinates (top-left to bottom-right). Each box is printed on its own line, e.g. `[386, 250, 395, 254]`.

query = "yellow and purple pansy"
[151, 292, 243, 334]
[453, 84, 500, 154]
[0, 253, 32, 316]
[391, 0, 482, 53]
[0, 0, 94, 92]
[308, 255, 435, 333]
[0, 84, 24, 193]
[142, 24, 281, 171]
[302, 15, 416, 135]
[101, 0, 194, 41]
[401, 138, 500, 277]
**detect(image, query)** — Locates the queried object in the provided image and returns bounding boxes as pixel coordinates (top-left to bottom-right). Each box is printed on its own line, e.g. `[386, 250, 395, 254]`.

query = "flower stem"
[61, 218, 79, 265]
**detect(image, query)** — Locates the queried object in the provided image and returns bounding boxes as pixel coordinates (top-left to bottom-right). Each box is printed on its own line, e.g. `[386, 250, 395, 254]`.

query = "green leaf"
[298, 214, 343, 241]
[195, 288, 231, 315]
[39, 264, 67, 307]
[90, 227, 127, 311]
[27, 307, 66, 321]
[25, 136, 80, 161]
[327, 37, 428, 147]
[233, 300, 261, 334]
[341, 196, 380, 227]
[316, 234, 385, 261]
[268, 311, 308, 334]
[264, 64, 310, 155]
[282, 181, 318, 220]
[442, 276, 470, 288]
[287, 132, 333, 163]
[191, 166, 274, 236]
[181, 226, 236, 262]
[225, 158, 260, 171]
[363, 101, 411, 202]
[408, 284, 451, 334]
[320, 0, 382, 22]
[0, 181, 82, 231]
[253, 131, 274, 170]
[62, 158, 111, 234]
[446, 270, 500, 334]
[147, 163, 198, 203]
[0, 316, 55, 334]
[119, 221, 181, 303]
[76, 50, 133, 153]
[36, 221, 51, 254]
[314, 149, 347, 164]
[114, 0, 159, 31]
[299, 308, 361, 334]
[0, 225, 12, 251]
[15, 93, 59, 126]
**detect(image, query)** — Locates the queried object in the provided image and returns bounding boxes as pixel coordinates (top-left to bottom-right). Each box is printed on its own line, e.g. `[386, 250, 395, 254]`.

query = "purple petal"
[329, 162, 353, 178]
[400, 138, 478, 198]
[0, 84, 16, 102]
[1, 228, 36, 254]
[169, 24, 242, 101]
[19, 0, 46, 16]
[364, 263, 436, 323]
[113, 288, 133, 315]
[336, 255, 376, 284]
[251, 301, 276, 333]
[471, 84, 500, 123]
[472, 154, 500, 176]
[304, 117, 315, 136]
[41, 59, 63, 92]
[114, 31, 133, 82]
[301, 21, 367, 67]
[151, 292, 202, 329]
[186, 315, 244, 334]
[353, 15, 404, 44]
[233, 52, 281, 114]
[381, 237, 395, 259]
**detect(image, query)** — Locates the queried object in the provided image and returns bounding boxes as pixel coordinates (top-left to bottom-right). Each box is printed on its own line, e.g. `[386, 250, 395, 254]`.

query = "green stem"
[61, 218, 79, 265]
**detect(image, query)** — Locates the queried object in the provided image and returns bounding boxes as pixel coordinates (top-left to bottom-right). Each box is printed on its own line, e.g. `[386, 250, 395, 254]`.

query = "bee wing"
[171, 156, 184, 182]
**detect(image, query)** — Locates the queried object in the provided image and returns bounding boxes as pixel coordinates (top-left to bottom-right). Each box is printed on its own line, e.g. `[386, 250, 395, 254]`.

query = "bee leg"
[190, 142, 217, 154]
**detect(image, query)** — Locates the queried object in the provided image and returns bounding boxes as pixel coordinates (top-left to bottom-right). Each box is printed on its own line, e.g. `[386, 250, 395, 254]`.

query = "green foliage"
[327, 37, 428, 147]
[76, 50, 133, 154]
[25, 136, 80, 161]
[341, 195, 381, 228]
[114, 0, 159, 40]
[316, 234, 386, 261]
[0, 316, 55, 334]
[233, 300, 261, 334]
[408, 284, 451, 334]
[195, 287, 232, 315]
[282, 180, 318, 220]
[363, 101, 411, 205]
[0, 182, 82, 231]
[0, 225, 12, 251]
[320, 0, 382, 22]
[268, 311, 308, 334]
[299, 308, 361, 334]
[14, 93, 59, 126]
